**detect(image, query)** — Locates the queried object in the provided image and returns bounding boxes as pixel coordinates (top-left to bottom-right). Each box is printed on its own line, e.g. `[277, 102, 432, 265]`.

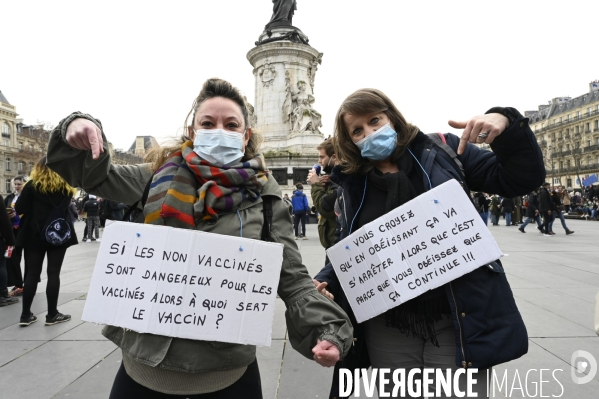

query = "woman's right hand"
[65, 118, 105, 160]
[313, 279, 334, 300]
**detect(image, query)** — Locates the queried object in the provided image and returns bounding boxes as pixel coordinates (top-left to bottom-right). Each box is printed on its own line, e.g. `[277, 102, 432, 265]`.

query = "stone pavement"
[1, 219, 598, 399]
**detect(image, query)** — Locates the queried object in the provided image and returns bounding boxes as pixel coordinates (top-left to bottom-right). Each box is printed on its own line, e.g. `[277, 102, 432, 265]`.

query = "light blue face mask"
[193, 129, 245, 167]
[355, 123, 397, 161]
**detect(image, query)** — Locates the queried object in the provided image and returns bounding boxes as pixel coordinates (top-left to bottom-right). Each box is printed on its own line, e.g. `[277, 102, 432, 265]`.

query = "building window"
[560, 161, 564, 169]
[578, 111, 582, 118]
[18, 142, 23, 151]
[5, 158, 10, 171]
[588, 140, 591, 147]
[595, 120, 599, 130]
[28, 162, 33, 172]
[5, 179, 10, 193]
[2, 140, 7, 147]
[575, 142, 580, 149]
[567, 178, 572, 187]
[567, 160, 571, 168]
[575, 126, 580, 134]
[552, 132, 556, 140]
[586, 123, 591, 132]
[17, 162, 23, 172]
[1, 123, 10, 138]
[568, 115, 571, 121]
[566, 144, 570, 151]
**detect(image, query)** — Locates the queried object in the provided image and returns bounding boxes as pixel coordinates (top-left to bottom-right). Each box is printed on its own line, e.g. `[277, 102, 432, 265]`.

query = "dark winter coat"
[525, 193, 540, 218]
[83, 198, 100, 217]
[501, 197, 514, 213]
[538, 187, 553, 213]
[14, 182, 78, 250]
[315, 113, 545, 398]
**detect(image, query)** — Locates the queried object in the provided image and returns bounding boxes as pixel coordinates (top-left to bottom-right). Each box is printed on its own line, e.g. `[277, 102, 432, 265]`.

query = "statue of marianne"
[266, 0, 297, 28]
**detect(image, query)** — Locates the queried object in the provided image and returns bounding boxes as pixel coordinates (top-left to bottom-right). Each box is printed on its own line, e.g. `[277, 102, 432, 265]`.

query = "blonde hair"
[29, 157, 77, 196]
[146, 78, 261, 172]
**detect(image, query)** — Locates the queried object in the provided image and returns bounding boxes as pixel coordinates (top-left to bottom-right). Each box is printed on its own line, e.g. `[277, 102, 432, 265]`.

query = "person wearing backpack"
[83, 195, 101, 242]
[15, 157, 78, 327]
[312, 88, 544, 398]
[45, 78, 352, 398]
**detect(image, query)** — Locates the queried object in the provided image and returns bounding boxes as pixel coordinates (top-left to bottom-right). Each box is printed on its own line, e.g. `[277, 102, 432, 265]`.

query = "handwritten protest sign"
[326, 179, 503, 323]
[82, 222, 284, 346]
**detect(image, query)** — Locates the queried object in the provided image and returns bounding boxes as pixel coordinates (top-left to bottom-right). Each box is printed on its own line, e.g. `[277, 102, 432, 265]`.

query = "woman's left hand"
[448, 113, 510, 155]
[312, 339, 340, 367]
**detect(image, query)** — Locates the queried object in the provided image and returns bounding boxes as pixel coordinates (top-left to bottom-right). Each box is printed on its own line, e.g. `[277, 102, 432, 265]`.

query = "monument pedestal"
[247, 35, 325, 193]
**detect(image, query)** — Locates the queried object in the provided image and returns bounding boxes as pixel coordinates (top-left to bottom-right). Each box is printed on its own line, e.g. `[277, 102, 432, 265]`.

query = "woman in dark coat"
[15, 157, 78, 326]
[313, 88, 544, 398]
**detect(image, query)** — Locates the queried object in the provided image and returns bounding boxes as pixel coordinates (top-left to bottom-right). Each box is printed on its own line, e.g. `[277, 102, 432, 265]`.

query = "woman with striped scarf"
[46, 78, 352, 399]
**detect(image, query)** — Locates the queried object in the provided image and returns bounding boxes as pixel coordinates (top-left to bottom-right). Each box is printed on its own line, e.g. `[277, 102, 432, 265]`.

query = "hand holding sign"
[82, 222, 284, 346]
[326, 180, 503, 323]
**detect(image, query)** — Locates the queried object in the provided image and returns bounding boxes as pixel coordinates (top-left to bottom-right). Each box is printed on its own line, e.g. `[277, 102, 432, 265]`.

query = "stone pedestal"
[247, 39, 324, 156]
[247, 34, 325, 195]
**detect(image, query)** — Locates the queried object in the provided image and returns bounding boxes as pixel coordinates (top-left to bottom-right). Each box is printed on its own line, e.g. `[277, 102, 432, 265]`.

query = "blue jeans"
[478, 211, 489, 226]
[520, 215, 542, 230]
[505, 212, 512, 226]
[491, 214, 499, 225]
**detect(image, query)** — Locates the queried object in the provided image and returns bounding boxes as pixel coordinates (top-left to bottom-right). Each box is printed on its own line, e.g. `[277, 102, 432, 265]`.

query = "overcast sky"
[2, 0, 598, 151]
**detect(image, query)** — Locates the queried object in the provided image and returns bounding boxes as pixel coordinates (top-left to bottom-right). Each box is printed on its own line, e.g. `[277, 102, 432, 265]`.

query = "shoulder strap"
[122, 177, 153, 222]
[261, 196, 273, 242]
[427, 133, 465, 178]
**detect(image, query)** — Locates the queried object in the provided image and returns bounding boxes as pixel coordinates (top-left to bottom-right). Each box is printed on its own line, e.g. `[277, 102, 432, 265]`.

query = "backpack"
[122, 177, 275, 241]
[40, 197, 73, 246]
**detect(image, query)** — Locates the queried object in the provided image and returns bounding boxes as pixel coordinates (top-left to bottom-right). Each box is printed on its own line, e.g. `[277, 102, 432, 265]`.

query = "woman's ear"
[188, 126, 195, 140]
[244, 128, 253, 146]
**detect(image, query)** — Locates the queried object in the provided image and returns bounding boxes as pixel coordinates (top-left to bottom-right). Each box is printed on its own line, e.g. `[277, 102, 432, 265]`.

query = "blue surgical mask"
[355, 123, 397, 161]
[193, 129, 245, 167]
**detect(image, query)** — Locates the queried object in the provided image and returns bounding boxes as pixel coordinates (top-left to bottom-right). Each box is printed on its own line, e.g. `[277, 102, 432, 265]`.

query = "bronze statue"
[266, 0, 297, 28]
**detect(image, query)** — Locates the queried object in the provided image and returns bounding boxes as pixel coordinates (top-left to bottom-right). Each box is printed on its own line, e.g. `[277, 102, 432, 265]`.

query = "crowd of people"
[2, 76, 552, 398]
[470, 182, 599, 237]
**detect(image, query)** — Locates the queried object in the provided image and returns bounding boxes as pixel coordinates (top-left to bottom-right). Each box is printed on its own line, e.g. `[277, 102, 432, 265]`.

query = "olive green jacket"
[310, 182, 337, 249]
[47, 112, 353, 373]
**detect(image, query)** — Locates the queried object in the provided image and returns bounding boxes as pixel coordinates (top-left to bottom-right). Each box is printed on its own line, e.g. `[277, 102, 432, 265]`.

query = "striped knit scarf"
[144, 140, 269, 228]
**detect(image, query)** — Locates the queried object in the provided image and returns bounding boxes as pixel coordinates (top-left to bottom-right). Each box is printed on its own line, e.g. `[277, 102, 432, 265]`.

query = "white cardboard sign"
[82, 222, 284, 347]
[326, 179, 503, 323]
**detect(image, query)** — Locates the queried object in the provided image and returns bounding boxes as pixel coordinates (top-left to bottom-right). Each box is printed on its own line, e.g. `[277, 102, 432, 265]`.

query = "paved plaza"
[0, 219, 598, 398]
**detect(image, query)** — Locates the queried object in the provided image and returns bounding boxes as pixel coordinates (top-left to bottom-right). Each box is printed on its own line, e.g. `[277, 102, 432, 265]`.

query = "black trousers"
[21, 246, 68, 318]
[109, 359, 263, 399]
[6, 228, 23, 288]
[293, 213, 307, 237]
[542, 211, 552, 234]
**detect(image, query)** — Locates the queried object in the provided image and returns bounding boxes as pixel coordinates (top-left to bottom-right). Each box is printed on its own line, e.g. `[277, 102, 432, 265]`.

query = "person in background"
[291, 183, 309, 240]
[83, 195, 101, 242]
[538, 182, 554, 236]
[501, 196, 514, 226]
[68, 198, 79, 225]
[513, 195, 522, 225]
[4, 176, 26, 297]
[490, 194, 501, 225]
[472, 192, 490, 225]
[560, 186, 571, 213]
[518, 190, 543, 233]
[0, 193, 17, 307]
[16, 157, 78, 326]
[549, 189, 574, 235]
[104, 199, 126, 222]
[307, 138, 338, 253]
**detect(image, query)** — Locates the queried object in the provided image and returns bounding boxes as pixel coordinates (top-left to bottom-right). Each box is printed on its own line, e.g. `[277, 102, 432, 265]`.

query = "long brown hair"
[146, 78, 262, 171]
[334, 88, 419, 174]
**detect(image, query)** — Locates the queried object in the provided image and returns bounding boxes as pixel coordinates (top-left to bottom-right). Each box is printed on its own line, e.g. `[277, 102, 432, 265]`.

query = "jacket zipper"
[449, 282, 467, 368]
